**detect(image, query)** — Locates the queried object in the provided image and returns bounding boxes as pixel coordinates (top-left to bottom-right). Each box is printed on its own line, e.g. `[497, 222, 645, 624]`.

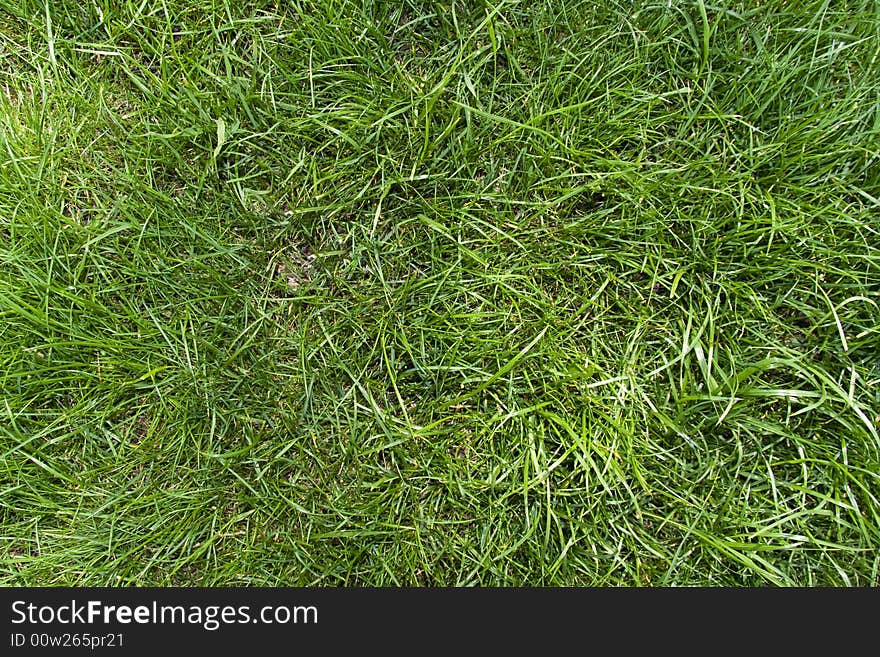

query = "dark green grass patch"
[1, 0, 878, 585]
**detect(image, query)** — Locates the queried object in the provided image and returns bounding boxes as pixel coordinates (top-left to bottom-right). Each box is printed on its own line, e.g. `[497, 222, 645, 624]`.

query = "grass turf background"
[0, 0, 878, 585]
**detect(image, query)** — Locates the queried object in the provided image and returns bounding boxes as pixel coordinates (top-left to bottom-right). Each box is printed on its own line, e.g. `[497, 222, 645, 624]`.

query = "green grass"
[0, 0, 878, 586]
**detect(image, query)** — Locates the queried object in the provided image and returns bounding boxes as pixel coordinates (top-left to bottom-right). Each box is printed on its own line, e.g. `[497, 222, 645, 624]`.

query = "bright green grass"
[0, 0, 878, 585]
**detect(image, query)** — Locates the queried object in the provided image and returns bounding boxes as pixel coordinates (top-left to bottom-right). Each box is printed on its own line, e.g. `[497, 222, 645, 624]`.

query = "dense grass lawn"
[1, 0, 878, 586]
